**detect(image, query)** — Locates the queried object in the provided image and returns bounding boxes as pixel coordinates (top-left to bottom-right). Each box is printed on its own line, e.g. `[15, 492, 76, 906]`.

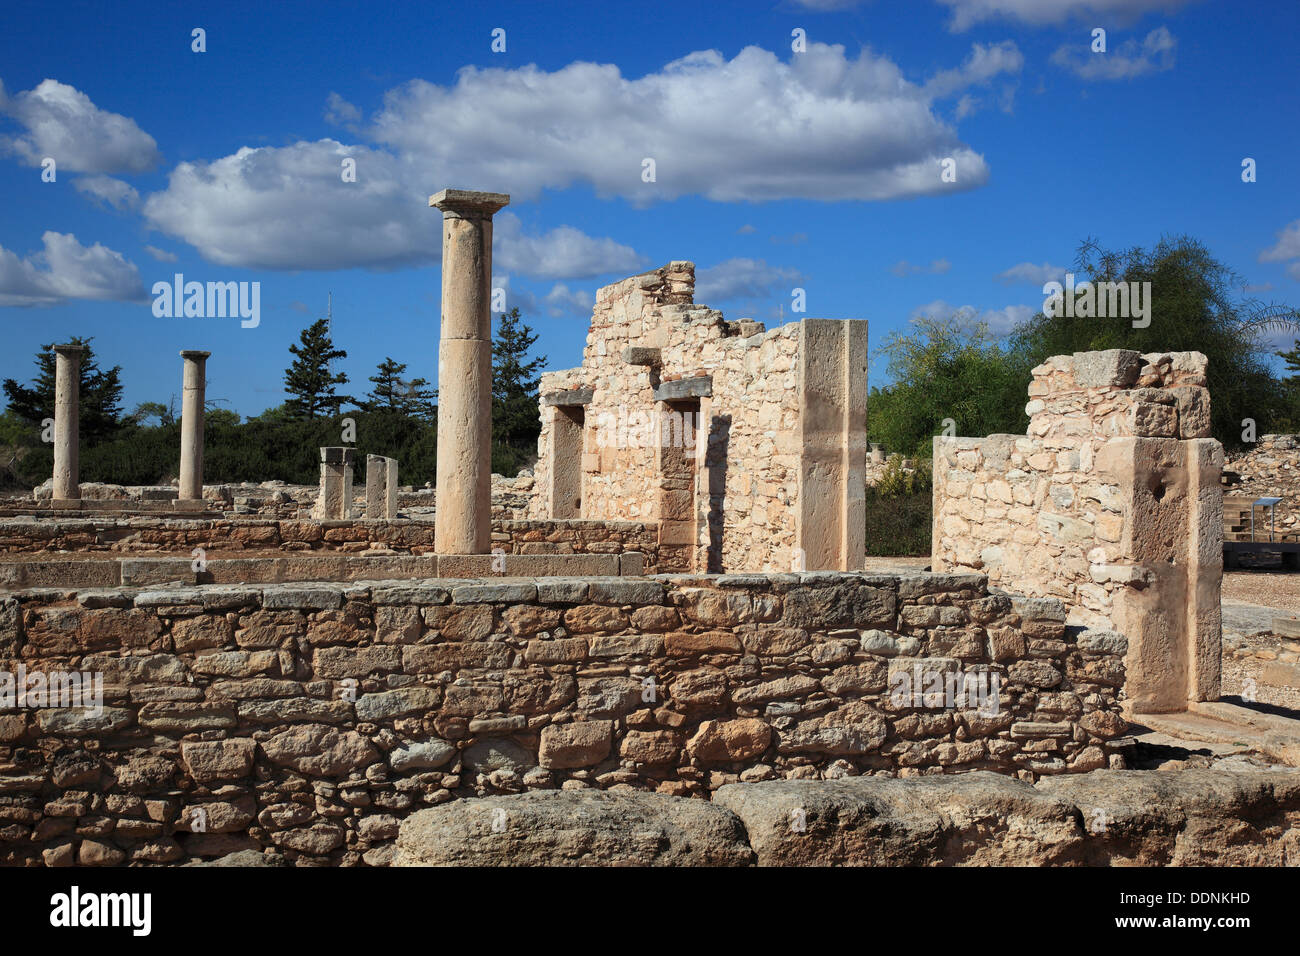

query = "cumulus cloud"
[543, 283, 595, 318]
[142, 139, 647, 276]
[1051, 26, 1176, 80]
[325, 92, 362, 127]
[995, 261, 1067, 285]
[144, 245, 178, 262]
[368, 44, 993, 202]
[1260, 219, 1300, 281]
[0, 231, 148, 307]
[911, 298, 1035, 335]
[0, 78, 160, 173]
[493, 213, 645, 279]
[74, 174, 140, 211]
[891, 258, 951, 277]
[924, 41, 1024, 99]
[696, 258, 803, 303]
[938, 0, 1196, 31]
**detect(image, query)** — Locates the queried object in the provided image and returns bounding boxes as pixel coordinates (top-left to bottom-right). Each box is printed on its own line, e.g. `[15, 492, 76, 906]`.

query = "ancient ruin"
[529, 263, 868, 574]
[1, 189, 1299, 868]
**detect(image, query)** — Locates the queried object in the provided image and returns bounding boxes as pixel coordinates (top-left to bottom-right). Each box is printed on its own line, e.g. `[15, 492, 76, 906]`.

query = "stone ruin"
[0, 186, 1298, 867]
[529, 263, 868, 575]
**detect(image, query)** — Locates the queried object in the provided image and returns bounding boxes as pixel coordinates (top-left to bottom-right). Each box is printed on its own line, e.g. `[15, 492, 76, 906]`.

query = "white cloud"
[938, 0, 1195, 31]
[0, 78, 160, 173]
[736, 224, 758, 235]
[325, 92, 362, 127]
[74, 174, 140, 211]
[995, 261, 1066, 285]
[1260, 219, 1300, 273]
[911, 298, 1035, 335]
[144, 245, 178, 262]
[696, 258, 803, 303]
[924, 41, 1024, 99]
[544, 283, 594, 318]
[0, 231, 147, 307]
[891, 258, 952, 277]
[142, 139, 647, 276]
[368, 44, 992, 202]
[493, 212, 645, 279]
[1051, 26, 1176, 80]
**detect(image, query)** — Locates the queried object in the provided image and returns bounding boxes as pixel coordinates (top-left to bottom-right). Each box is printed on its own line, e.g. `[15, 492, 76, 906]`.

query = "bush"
[864, 455, 932, 557]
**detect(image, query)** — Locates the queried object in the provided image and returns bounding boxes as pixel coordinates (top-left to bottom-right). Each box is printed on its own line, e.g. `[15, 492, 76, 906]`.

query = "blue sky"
[1, 0, 1297, 419]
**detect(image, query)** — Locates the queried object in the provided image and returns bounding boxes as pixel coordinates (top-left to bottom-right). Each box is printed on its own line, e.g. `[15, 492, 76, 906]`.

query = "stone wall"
[933, 349, 1222, 714]
[530, 263, 866, 573]
[1225, 434, 1300, 536]
[0, 517, 658, 566]
[0, 570, 1126, 866]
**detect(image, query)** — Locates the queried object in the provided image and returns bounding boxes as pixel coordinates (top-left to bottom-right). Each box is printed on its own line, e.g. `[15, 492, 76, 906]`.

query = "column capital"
[180, 349, 211, 360]
[429, 188, 510, 217]
[52, 343, 86, 355]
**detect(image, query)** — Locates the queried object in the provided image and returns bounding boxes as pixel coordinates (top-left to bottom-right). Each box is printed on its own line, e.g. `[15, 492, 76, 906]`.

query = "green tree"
[363, 357, 436, 421]
[1, 337, 126, 443]
[868, 315, 1029, 459]
[491, 307, 547, 471]
[1007, 235, 1298, 449]
[130, 400, 176, 427]
[284, 319, 351, 420]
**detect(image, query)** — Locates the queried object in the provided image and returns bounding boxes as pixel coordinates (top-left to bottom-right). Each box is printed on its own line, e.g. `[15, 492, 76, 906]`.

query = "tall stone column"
[178, 350, 210, 500]
[429, 188, 509, 554]
[52, 344, 84, 502]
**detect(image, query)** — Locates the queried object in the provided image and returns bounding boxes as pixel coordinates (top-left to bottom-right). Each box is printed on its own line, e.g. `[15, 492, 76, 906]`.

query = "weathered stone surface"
[180, 738, 256, 783]
[539, 720, 613, 769]
[395, 790, 753, 866]
[261, 724, 379, 777]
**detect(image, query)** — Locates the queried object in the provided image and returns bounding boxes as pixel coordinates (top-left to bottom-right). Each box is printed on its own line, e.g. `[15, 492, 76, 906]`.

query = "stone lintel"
[429, 189, 510, 216]
[622, 346, 662, 367]
[541, 388, 594, 407]
[653, 376, 712, 402]
[320, 446, 356, 466]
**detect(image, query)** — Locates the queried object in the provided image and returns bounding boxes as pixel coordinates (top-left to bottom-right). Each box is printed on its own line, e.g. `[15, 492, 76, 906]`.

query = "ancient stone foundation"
[0, 570, 1127, 865]
[530, 263, 867, 574]
[933, 350, 1223, 714]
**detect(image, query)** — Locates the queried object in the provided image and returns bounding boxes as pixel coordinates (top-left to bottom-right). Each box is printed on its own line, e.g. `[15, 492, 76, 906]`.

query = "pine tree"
[364, 357, 436, 420]
[1, 337, 126, 443]
[491, 307, 547, 453]
[284, 319, 351, 419]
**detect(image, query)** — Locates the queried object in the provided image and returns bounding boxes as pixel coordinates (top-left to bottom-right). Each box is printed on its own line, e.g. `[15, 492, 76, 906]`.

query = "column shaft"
[178, 351, 210, 500]
[52, 345, 84, 501]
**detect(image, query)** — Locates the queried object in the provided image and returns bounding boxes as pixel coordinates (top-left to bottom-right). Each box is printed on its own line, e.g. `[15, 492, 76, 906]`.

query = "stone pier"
[51, 344, 84, 503]
[178, 350, 210, 502]
[430, 187, 509, 554]
[314, 447, 355, 519]
[365, 454, 399, 519]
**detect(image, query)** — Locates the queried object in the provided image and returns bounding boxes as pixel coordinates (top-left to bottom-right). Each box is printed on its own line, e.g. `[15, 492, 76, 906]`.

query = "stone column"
[52, 344, 85, 502]
[366, 454, 399, 520]
[178, 350, 210, 501]
[429, 188, 509, 554]
[315, 447, 355, 519]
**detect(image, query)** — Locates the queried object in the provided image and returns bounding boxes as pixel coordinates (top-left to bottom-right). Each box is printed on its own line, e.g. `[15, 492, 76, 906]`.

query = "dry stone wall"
[0, 517, 658, 566]
[531, 263, 864, 573]
[0, 570, 1126, 866]
[933, 349, 1222, 713]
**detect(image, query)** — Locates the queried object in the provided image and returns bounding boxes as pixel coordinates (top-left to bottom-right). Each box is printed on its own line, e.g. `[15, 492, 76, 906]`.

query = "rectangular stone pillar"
[52, 344, 84, 503]
[178, 350, 210, 500]
[366, 454, 399, 520]
[795, 319, 868, 571]
[314, 447, 355, 519]
[430, 188, 510, 554]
